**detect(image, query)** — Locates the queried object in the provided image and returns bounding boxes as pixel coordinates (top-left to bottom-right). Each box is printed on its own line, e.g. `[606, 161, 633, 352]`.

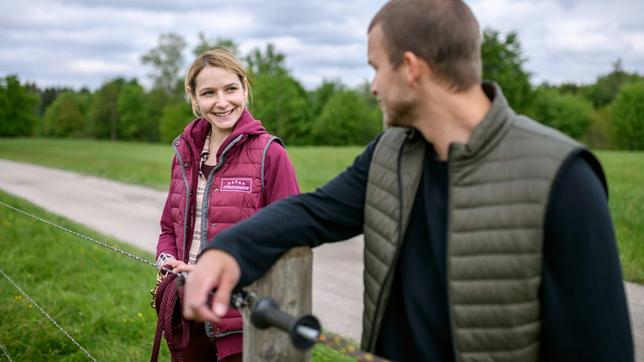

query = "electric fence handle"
[249, 296, 321, 350]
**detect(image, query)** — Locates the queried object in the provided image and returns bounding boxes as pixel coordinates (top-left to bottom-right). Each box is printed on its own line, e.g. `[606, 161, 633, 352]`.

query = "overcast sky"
[1, 0, 643, 91]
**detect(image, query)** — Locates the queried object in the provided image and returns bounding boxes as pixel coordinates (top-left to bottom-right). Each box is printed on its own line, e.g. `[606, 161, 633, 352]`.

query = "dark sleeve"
[540, 151, 634, 361]
[202, 134, 383, 286]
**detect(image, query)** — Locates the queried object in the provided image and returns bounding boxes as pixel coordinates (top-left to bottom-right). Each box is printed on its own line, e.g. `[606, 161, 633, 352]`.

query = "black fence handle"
[250, 296, 321, 350]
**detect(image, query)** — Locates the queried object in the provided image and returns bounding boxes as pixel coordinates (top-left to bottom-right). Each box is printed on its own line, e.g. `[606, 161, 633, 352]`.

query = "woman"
[151, 48, 299, 362]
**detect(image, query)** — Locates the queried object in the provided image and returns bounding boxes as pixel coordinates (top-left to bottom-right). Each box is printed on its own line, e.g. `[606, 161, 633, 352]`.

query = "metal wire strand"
[0, 200, 156, 268]
[0, 268, 97, 362]
[0, 342, 13, 362]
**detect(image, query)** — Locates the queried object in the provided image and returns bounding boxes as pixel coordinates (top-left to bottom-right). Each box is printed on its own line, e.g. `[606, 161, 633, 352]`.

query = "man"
[183, 0, 634, 360]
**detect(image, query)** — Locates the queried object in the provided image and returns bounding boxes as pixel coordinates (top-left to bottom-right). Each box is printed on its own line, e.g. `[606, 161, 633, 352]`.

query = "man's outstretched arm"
[184, 136, 381, 322]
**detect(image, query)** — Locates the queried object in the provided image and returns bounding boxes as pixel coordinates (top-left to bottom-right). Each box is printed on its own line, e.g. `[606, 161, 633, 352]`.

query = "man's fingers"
[189, 301, 219, 322]
[183, 250, 241, 321]
[183, 266, 221, 322]
[212, 271, 236, 317]
[212, 251, 242, 317]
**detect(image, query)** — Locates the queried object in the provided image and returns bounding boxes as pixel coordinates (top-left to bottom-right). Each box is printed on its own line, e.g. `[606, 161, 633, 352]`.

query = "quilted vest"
[363, 83, 595, 362]
[168, 132, 278, 262]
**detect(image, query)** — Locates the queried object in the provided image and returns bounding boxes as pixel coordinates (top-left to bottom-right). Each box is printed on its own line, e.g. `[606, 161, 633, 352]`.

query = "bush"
[611, 81, 644, 150]
[527, 87, 593, 139]
[0, 75, 39, 137]
[311, 90, 381, 145]
[158, 101, 194, 143]
[42, 92, 91, 137]
[583, 107, 614, 149]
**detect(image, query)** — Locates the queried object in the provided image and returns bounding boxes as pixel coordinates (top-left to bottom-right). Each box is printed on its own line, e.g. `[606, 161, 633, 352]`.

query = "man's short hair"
[369, 0, 482, 92]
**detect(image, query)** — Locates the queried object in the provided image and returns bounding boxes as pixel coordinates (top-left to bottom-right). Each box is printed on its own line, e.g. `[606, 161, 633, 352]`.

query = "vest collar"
[448, 81, 514, 163]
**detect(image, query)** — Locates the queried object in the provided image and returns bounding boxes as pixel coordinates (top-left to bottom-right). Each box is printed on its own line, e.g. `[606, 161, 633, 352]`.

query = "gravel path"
[0, 158, 641, 359]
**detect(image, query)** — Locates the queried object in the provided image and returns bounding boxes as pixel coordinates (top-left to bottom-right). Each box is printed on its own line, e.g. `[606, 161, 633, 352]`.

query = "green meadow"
[0, 137, 641, 361]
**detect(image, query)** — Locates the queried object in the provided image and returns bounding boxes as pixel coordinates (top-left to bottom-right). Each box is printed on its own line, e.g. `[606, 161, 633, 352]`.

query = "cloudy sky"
[1, 0, 643, 90]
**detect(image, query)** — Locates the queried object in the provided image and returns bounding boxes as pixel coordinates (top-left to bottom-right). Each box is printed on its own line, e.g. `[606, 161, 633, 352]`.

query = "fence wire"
[0, 268, 97, 361]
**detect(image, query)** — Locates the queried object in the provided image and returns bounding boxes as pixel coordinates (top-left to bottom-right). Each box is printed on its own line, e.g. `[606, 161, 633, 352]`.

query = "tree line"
[2, 30, 643, 150]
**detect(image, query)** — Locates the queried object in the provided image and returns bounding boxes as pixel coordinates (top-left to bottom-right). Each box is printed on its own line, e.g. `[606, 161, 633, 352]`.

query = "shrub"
[611, 81, 644, 150]
[527, 87, 593, 139]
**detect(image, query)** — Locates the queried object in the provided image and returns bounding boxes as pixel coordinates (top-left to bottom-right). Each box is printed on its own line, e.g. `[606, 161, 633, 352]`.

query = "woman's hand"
[162, 259, 196, 274]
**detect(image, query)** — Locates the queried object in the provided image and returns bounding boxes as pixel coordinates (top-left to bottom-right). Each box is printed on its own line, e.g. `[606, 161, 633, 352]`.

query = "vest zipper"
[369, 134, 409, 351]
[172, 135, 193, 262]
[199, 134, 245, 252]
[446, 144, 460, 362]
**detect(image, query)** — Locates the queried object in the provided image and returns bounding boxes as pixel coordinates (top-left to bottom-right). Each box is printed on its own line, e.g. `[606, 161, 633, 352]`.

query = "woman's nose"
[213, 92, 229, 108]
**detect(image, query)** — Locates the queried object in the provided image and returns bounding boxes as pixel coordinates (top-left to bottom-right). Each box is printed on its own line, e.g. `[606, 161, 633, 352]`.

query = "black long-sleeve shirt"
[204, 136, 633, 361]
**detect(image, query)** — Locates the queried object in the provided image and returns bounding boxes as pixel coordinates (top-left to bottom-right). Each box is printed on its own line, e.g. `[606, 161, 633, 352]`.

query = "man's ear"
[402, 51, 426, 85]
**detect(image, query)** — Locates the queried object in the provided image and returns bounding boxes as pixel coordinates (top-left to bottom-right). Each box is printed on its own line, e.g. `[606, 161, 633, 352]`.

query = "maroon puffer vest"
[158, 112, 277, 359]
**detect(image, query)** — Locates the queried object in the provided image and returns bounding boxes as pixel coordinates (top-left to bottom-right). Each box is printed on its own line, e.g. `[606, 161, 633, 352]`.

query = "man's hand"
[182, 249, 241, 323]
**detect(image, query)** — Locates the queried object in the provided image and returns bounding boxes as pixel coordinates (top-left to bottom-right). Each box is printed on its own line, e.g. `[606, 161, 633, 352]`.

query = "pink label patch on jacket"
[221, 178, 252, 193]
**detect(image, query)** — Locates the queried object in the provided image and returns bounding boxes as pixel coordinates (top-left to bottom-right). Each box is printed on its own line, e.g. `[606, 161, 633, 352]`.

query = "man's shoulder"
[510, 114, 580, 148]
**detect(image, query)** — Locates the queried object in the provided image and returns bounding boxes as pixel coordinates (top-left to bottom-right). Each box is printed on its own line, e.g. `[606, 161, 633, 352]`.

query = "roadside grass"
[0, 138, 364, 193]
[0, 191, 352, 361]
[0, 138, 173, 190]
[0, 190, 170, 361]
[595, 151, 644, 283]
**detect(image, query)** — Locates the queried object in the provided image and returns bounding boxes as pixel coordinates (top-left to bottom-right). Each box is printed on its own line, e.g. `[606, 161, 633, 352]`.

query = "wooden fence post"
[242, 247, 313, 362]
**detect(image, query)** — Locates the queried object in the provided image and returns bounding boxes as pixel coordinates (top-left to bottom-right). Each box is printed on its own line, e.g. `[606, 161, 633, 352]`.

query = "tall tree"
[0, 75, 40, 137]
[193, 33, 239, 57]
[584, 59, 642, 108]
[117, 80, 153, 141]
[611, 80, 644, 150]
[481, 29, 533, 113]
[141, 33, 187, 96]
[245, 44, 312, 144]
[309, 79, 344, 117]
[246, 44, 287, 77]
[88, 78, 126, 140]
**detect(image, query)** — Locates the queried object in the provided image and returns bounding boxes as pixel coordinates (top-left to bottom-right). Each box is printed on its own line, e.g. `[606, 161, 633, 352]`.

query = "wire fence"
[1, 199, 389, 361]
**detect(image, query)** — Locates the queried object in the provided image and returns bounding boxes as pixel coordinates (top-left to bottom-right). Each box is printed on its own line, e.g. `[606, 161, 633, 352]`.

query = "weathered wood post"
[242, 247, 313, 362]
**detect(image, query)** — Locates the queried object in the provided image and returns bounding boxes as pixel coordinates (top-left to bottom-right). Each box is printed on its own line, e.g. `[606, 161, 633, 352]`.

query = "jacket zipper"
[172, 135, 193, 262]
[369, 133, 409, 351]
[446, 144, 459, 362]
[199, 134, 244, 250]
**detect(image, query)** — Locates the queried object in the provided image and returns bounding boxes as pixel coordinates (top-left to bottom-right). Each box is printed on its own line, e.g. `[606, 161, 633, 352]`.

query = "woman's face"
[193, 66, 247, 133]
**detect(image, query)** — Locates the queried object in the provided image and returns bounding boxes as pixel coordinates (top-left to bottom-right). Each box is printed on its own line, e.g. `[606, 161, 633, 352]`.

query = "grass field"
[0, 138, 359, 361]
[0, 190, 352, 361]
[593, 151, 644, 284]
[0, 190, 170, 361]
[0, 137, 642, 360]
[0, 138, 363, 193]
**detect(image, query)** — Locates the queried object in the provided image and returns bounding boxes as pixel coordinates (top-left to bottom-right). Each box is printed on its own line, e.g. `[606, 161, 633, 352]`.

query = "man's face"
[367, 24, 415, 127]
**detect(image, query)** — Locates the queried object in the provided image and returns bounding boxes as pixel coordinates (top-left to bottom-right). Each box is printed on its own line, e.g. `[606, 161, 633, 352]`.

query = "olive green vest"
[363, 83, 587, 361]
